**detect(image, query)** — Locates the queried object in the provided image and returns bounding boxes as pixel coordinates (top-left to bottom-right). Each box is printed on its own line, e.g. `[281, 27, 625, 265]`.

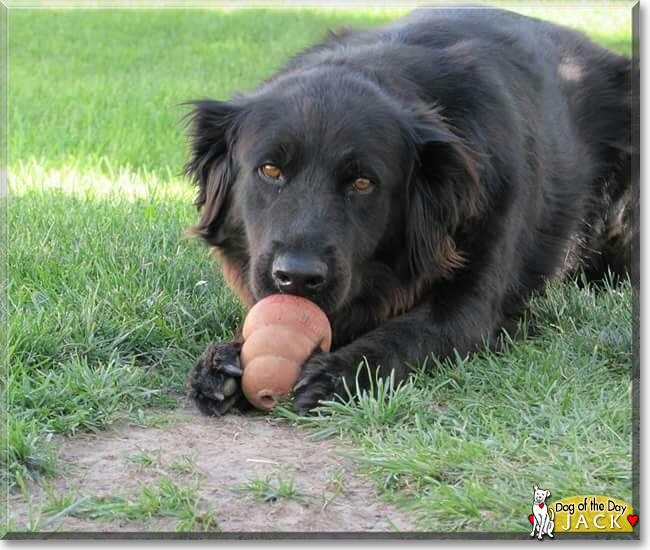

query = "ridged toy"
[240, 294, 332, 410]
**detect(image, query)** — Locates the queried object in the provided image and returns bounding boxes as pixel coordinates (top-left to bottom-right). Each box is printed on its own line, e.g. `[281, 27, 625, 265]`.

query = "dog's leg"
[530, 516, 537, 537]
[293, 301, 497, 413]
[187, 341, 252, 416]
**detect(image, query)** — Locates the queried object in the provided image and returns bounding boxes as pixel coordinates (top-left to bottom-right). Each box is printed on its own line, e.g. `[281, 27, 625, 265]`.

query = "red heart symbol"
[627, 515, 638, 527]
[540, 503, 544, 508]
[529, 515, 534, 524]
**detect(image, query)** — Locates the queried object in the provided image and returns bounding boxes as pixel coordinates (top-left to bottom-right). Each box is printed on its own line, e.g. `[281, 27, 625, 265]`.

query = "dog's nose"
[272, 252, 328, 296]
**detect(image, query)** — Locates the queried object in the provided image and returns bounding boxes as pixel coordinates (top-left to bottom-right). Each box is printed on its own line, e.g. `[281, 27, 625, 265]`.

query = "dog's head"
[184, 69, 481, 315]
[533, 485, 551, 504]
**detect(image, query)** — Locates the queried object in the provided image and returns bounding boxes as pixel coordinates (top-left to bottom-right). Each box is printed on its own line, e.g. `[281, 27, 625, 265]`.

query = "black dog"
[185, 8, 636, 416]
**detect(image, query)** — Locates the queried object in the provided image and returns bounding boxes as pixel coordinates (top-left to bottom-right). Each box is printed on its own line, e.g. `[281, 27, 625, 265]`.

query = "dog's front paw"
[292, 351, 347, 415]
[188, 341, 248, 416]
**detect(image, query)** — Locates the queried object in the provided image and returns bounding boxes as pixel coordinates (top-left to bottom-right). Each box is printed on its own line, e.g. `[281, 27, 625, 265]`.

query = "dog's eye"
[351, 177, 374, 194]
[259, 163, 283, 181]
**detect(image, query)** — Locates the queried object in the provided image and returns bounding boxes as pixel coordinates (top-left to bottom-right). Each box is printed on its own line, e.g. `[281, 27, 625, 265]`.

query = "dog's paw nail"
[297, 405, 311, 416]
[222, 363, 243, 376]
[293, 378, 308, 392]
[222, 377, 239, 397]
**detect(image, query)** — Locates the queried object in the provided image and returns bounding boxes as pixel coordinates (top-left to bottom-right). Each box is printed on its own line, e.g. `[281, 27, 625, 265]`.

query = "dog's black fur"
[185, 8, 636, 416]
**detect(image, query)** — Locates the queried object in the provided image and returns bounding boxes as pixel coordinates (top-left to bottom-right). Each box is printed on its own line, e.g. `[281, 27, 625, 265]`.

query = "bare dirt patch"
[8, 402, 415, 534]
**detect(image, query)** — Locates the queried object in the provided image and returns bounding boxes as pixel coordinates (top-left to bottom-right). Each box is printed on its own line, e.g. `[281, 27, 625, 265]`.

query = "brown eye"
[351, 177, 374, 193]
[260, 163, 283, 180]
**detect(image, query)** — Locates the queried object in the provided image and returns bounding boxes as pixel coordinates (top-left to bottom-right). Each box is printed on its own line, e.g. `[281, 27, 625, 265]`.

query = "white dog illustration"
[530, 485, 555, 539]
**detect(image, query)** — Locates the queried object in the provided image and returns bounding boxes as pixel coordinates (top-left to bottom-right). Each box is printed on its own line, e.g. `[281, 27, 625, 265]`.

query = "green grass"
[5, 6, 633, 534]
[127, 448, 163, 470]
[41, 478, 220, 532]
[127, 448, 198, 476]
[237, 471, 306, 504]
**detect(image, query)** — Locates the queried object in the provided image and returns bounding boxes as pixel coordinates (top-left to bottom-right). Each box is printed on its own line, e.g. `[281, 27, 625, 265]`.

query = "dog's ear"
[402, 108, 483, 279]
[534, 485, 539, 491]
[546, 490, 551, 499]
[183, 99, 243, 246]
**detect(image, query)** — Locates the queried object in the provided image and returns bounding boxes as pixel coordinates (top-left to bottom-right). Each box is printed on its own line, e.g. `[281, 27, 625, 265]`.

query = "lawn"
[4, 5, 634, 535]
